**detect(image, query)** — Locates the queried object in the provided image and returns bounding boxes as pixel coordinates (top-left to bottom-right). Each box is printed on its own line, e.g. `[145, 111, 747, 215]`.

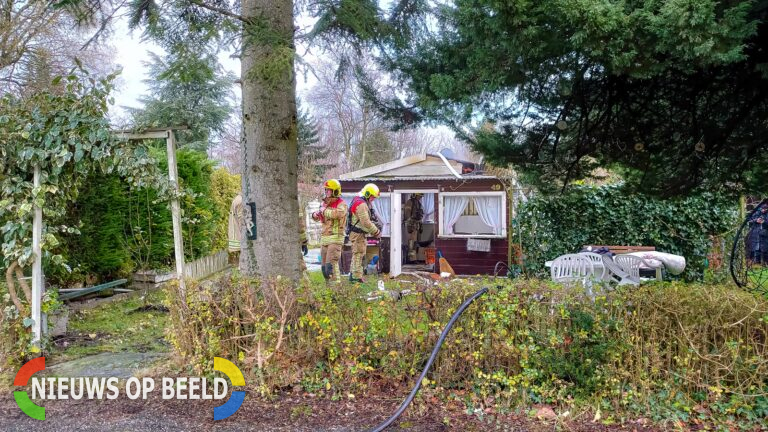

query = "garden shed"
[339, 152, 525, 276]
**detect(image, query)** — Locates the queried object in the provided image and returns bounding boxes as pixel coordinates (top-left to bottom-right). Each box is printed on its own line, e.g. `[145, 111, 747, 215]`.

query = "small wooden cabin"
[339, 153, 520, 276]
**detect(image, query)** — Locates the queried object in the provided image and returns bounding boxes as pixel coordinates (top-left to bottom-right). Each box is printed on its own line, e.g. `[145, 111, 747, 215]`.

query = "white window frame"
[438, 191, 507, 239]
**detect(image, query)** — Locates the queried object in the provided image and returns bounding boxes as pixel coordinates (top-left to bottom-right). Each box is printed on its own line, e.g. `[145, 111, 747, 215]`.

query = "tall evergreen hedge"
[516, 186, 738, 280]
[53, 149, 233, 284]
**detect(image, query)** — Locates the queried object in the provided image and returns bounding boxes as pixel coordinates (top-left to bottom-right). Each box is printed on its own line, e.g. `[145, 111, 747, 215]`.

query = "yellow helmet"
[360, 183, 380, 199]
[323, 179, 341, 197]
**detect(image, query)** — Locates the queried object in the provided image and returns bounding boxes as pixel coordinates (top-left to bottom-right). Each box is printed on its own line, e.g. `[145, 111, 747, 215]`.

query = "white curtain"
[442, 196, 469, 235]
[371, 196, 391, 236]
[422, 193, 435, 223]
[473, 196, 502, 235]
[341, 194, 355, 207]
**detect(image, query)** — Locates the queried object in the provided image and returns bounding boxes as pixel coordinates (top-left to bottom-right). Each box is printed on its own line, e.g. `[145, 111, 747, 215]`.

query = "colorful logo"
[13, 356, 244, 421]
[213, 357, 246, 420]
[14, 357, 46, 420]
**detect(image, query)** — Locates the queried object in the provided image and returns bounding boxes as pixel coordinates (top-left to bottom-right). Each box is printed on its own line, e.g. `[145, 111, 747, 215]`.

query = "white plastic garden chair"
[550, 254, 594, 283]
[578, 252, 607, 280]
[605, 255, 642, 286]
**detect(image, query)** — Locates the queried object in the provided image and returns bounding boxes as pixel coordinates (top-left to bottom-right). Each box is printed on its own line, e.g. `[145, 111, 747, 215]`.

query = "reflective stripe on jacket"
[321, 198, 348, 245]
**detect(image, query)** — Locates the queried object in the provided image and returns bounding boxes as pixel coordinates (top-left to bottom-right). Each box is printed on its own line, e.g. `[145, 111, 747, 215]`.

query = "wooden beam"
[113, 125, 190, 294]
[167, 130, 186, 295]
[115, 131, 169, 140]
[113, 126, 189, 140]
[31, 165, 43, 345]
[59, 279, 129, 301]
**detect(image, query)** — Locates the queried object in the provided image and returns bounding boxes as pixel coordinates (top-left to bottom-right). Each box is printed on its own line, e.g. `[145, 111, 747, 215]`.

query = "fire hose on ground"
[369, 286, 491, 432]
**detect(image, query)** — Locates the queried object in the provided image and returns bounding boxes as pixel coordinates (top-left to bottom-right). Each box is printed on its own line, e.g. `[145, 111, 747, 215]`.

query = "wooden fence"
[184, 250, 229, 281]
[132, 250, 230, 289]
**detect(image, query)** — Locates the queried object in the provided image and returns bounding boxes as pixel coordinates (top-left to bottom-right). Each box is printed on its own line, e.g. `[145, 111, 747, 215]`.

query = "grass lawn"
[51, 271, 400, 365]
[50, 289, 170, 363]
[51, 269, 410, 366]
[305, 269, 423, 296]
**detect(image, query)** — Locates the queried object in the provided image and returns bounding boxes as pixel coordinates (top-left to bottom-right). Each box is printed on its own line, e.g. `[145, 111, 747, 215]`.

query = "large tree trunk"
[239, 0, 301, 283]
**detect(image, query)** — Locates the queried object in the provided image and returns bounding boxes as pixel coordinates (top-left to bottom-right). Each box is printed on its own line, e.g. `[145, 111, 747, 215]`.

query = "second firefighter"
[347, 183, 382, 283]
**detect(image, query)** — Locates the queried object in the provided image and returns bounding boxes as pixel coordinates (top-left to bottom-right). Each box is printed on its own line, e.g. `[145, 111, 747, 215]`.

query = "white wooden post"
[31, 165, 43, 345]
[390, 193, 402, 277]
[166, 130, 186, 294]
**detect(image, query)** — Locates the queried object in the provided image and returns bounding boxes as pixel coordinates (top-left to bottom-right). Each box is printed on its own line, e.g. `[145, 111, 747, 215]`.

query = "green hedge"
[515, 186, 738, 280]
[209, 167, 240, 252]
[52, 149, 228, 284]
[172, 149, 218, 261]
[166, 277, 768, 428]
[58, 173, 143, 281]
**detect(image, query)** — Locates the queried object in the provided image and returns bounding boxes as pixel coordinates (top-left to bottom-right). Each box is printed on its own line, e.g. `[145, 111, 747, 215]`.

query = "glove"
[302, 244, 309, 256]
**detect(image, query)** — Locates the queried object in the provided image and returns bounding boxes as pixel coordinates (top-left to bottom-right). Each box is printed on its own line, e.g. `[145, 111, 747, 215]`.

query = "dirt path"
[0, 391, 658, 431]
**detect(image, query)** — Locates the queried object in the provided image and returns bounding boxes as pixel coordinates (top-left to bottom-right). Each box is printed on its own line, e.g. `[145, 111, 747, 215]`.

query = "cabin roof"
[339, 153, 483, 180]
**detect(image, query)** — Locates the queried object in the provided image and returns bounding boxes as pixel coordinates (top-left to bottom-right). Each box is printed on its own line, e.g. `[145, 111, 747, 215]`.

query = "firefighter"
[348, 183, 382, 283]
[311, 179, 347, 284]
[403, 193, 424, 262]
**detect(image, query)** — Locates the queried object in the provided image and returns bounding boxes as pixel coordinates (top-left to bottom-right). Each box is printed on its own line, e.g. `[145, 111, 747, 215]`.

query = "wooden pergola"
[29, 127, 188, 345]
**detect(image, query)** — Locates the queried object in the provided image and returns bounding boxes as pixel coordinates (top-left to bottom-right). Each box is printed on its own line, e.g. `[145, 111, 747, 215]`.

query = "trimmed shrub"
[166, 276, 768, 427]
[209, 167, 240, 252]
[172, 149, 218, 261]
[515, 186, 738, 280]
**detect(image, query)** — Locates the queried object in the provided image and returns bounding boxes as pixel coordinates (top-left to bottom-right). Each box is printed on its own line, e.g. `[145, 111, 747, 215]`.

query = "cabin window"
[438, 192, 506, 238]
[341, 193, 356, 207]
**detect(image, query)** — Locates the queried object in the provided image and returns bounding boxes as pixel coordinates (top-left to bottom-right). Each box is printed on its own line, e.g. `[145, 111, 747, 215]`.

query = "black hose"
[369, 286, 490, 432]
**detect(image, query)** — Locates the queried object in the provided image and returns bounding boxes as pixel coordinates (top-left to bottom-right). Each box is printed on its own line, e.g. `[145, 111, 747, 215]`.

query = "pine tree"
[297, 105, 333, 183]
[312, 0, 768, 196]
[128, 47, 234, 151]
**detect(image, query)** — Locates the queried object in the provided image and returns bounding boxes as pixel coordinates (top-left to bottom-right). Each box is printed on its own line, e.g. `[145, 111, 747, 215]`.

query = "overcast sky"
[105, 11, 464, 159]
[108, 12, 317, 121]
[109, 16, 158, 118]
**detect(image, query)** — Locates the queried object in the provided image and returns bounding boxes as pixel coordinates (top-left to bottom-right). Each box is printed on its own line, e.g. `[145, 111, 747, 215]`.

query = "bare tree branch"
[188, 0, 247, 23]
[5, 261, 26, 315]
